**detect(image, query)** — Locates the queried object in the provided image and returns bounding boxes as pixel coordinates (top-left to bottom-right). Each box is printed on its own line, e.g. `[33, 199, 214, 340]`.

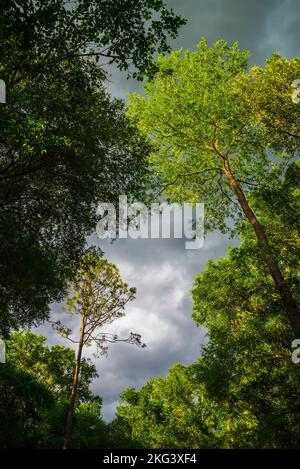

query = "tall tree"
[127, 40, 300, 336]
[51, 248, 145, 449]
[191, 205, 300, 448]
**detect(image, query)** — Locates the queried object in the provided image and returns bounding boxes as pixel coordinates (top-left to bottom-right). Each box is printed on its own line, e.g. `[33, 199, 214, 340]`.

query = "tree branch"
[153, 167, 222, 200]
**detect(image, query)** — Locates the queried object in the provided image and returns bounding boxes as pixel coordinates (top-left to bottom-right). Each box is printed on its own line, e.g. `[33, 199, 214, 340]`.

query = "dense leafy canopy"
[237, 54, 300, 153]
[7, 331, 98, 401]
[0, 0, 186, 82]
[0, 0, 184, 333]
[116, 364, 210, 448]
[0, 363, 53, 448]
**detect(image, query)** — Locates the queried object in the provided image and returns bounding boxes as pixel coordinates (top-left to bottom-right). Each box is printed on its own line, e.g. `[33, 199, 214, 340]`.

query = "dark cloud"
[166, 0, 281, 59]
[36, 0, 300, 421]
[108, 0, 300, 99]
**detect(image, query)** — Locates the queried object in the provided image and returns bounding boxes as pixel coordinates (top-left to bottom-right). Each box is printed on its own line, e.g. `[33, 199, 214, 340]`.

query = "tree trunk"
[63, 314, 87, 449]
[223, 158, 300, 337]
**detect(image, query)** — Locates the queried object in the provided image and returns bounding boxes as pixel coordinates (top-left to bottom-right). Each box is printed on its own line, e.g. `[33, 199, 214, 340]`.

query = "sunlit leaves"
[127, 40, 300, 234]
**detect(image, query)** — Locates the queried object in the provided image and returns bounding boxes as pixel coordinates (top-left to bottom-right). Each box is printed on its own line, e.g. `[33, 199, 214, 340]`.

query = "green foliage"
[55, 247, 139, 356]
[116, 364, 215, 448]
[6, 331, 98, 401]
[1, 20, 300, 448]
[192, 163, 300, 338]
[0, 62, 148, 333]
[191, 250, 300, 446]
[0, 0, 185, 81]
[45, 399, 108, 449]
[69, 401, 108, 449]
[108, 417, 144, 449]
[190, 165, 300, 448]
[236, 53, 300, 153]
[54, 248, 141, 448]
[67, 248, 136, 320]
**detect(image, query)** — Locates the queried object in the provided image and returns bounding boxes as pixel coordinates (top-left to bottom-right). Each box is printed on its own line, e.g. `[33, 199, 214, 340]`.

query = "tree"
[115, 232, 300, 448]
[51, 247, 145, 449]
[45, 399, 109, 449]
[0, 0, 185, 84]
[191, 235, 300, 446]
[0, 73, 151, 333]
[127, 39, 300, 336]
[0, 0, 185, 333]
[236, 54, 300, 154]
[191, 168, 300, 448]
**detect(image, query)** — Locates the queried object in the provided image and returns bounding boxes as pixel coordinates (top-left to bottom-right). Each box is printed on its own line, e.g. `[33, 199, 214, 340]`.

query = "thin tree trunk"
[63, 314, 87, 449]
[223, 158, 300, 337]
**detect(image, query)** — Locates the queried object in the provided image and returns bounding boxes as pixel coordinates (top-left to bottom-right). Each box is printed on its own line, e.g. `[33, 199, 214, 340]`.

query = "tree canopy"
[0, 0, 184, 333]
[52, 247, 143, 448]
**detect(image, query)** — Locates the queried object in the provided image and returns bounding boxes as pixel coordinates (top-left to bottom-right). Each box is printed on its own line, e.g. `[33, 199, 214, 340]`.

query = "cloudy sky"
[36, 0, 300, 421]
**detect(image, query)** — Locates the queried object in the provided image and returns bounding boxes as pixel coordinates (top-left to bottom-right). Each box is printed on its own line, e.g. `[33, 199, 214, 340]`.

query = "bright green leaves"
[114, 164, 300, 449]
[116, 364, 209, 449]
[128, 40, 256, 230]
[129, 40, 250, 160]
[66, 249, 136, 323]
[127, 40, 300, 233]
[6, 331, 98, 401]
